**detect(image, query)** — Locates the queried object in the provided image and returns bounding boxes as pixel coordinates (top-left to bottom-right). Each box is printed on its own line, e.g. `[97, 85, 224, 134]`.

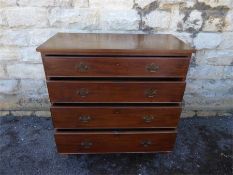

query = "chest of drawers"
[37, 33, 194, 154]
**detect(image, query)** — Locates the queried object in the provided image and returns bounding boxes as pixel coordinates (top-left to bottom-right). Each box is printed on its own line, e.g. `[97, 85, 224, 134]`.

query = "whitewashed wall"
[0, 0, 233, 117]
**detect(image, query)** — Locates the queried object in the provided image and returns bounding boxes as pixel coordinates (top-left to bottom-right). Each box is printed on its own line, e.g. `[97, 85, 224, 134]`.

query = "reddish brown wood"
[36, 33, 195, 55]
[36, 33, 194, 154]
[47, 81, 186, 103]
[51, 106, 181, 129]
[43, 56, 190, 78]
[55, 130, 177, 154]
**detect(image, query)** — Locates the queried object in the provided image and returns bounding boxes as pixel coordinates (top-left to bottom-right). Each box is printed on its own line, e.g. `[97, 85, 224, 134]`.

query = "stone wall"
[0, 0, 232, 117]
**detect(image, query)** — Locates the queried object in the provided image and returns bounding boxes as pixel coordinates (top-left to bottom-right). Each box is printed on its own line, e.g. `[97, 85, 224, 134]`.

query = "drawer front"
[43, 57, 190, 78]
[51, 106, 181, 129]
[47, 81, 185, 103]
[55, 131, 176, 154]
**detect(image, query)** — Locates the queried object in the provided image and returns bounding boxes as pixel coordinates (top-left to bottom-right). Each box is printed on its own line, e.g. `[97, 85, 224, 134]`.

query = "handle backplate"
[143, 115, 154, 123]
[145, 88, 157, 98]
[146, 63, 159, 73]
[80, 140, 93, 149]
[76, 62, 89, 72]
[79, 115, 92, 123]
[140, 140, 152, 147]
[77, 88, 89, 97]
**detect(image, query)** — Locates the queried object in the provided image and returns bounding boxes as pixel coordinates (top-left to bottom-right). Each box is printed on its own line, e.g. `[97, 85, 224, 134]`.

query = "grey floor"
[0, 115, 232, 175]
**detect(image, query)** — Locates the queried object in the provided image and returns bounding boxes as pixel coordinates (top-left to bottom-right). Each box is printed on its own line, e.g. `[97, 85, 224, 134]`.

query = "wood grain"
[36, 33, 193, 154]
[55, 130, 177, 154]
[36, 33, 195, 55]
[51, 106, 181, 129]
[47, 81, 186, 103]
[43, 56, 190, 78]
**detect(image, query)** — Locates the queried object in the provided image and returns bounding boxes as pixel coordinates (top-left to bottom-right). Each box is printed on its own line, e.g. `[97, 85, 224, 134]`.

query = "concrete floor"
[0, 116, 232, 175]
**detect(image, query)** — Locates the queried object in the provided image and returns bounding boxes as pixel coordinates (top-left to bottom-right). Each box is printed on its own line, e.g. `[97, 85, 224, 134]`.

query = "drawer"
[55, 130, 177, 154]
[51, 105, 181, 129]
[43, 57, 190, 78]
[47, 81, 185, 103]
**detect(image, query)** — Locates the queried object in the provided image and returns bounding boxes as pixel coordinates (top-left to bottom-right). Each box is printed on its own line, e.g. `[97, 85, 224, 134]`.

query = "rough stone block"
[11, 111, 33, 116]
[0, 65, 5, 78]
[0, 80, 19, 94]
[160, 0, 187, 4]
[159, 0, 195, 10]
[0, 0, 16, 7]
[34, 111, 51, 117]
[0, 10, 7, 27]
[134, 0, 155, 8]
[0, 111, 10, 116]
[20, 47, 41, 63]
[185, 80, 233, 97]
[217, 111, 233, 117]
[202, 17, 225, 32]
[89, 0, 133, 9]
[15, 96, 50, 111]
[180, 110, 196, 118]
[224, 10, 233, 31]
[171, 32, 193, 46]
[17, 0, 55, 7]
[143, 10, 171, 30]
[187, 65, 224, 80]
[0, 30, 29, 46]
[4, 7, 48, 28]
[183, 10, 203, 33]
[198, 0, 233, 8]
[73, 0, 89, 8]
[49, 8, 100, 30]
[20, 80, 48, 97]
[194, 33, 222, 49]
[54, 0, 73, 7]
[0, 14, 3, 26]
[0, 94, 20, 110]
[100, 9, 139, 30]
[169, 5, 185, 31]
[196, 111, 217, 117]
[18, 79, 49, 110]
[183, 95, 233, 111]
[223, 66, 233, 79]
[7, 63, 45, 79]
[49, 8, 79, 26]
[0, 79, 50, 111]
[218, 32, 233, 49]
[28, 29, 59, 46]
[195, 50, 233, 66]
[0, 47, 19, 61]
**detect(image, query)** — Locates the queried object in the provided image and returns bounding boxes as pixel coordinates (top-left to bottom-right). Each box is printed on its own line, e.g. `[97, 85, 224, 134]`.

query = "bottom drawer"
[55, 130, 177, 154]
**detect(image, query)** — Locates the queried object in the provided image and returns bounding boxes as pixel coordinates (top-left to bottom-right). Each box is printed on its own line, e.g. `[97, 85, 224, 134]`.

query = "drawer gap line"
[56, 128, 177, 132]
[48, 77, 184, 81]
[45, 54, 189, 58]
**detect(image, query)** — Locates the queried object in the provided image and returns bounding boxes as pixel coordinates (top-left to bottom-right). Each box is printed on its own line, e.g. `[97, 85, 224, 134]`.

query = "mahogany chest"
[37, 33, 194, 154]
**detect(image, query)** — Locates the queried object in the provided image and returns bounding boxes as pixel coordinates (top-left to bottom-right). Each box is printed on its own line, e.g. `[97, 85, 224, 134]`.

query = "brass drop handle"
[76, 62, 89, 72]
[77, 88, 89, 97]
[140, 140, 152, 147]
[145, 88, 157, 98]
[146, 63, 159, 73]
[80, 140, 93, 149]
[143, 115, 154, 123]
[79, 115, 92, 123]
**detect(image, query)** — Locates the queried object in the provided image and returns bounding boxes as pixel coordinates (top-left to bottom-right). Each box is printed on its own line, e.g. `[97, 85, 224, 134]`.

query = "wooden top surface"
[36, 33, 195, 54]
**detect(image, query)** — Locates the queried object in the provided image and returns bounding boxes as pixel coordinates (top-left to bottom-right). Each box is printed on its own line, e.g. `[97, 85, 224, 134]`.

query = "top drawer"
[43, 56, 190, 78]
